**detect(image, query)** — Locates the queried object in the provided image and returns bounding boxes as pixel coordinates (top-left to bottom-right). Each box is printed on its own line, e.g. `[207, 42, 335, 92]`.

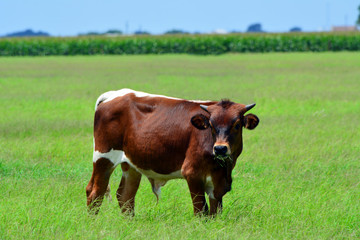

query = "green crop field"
[1, 32, 360, 56]
[0, 53, 359, 239]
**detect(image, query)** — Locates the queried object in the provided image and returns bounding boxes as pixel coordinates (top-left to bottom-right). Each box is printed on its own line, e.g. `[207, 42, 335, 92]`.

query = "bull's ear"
[191, 114, 210, 130]
[243, 114, 259, 130]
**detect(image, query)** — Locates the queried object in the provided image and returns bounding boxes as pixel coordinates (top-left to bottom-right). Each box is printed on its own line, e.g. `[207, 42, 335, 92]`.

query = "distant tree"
[5, 29, 50, 37]
[246, 23, 263, 33]
[79, 30, 122, 36]
[105, 29, 122, 35]
[164, 29, 189, 35]
[289, 27, 302, 32]
[134, 30, 150, 35]
[79, 32, 101, 36]
[357, 5, 360, 26]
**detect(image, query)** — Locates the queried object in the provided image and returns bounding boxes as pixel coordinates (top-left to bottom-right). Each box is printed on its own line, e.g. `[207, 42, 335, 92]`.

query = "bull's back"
[94, 90, 202, 174]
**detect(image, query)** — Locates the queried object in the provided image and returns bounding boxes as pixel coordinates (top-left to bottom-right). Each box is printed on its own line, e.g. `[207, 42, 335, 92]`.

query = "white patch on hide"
[205, 175, 215, 199]
[93, 148, 183, 181]
[95, 88, 211, 110]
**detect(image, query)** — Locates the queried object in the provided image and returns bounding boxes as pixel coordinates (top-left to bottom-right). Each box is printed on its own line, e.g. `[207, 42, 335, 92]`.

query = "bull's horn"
[200, 104, 209, 112]
[245, 103, 256, 112]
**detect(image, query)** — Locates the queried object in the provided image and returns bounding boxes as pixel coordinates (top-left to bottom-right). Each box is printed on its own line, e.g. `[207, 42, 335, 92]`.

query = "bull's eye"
[234, 122, 241, 130]
[209, 122, 220, 134]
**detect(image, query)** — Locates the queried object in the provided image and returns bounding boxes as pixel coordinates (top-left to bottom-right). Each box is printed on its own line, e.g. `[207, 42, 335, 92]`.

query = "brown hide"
[94, 94, 216, 174]
[87, 91, 259, 216]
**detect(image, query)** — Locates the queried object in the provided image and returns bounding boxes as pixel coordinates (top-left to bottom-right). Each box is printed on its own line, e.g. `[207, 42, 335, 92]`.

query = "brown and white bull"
[86, 89, 259, 215]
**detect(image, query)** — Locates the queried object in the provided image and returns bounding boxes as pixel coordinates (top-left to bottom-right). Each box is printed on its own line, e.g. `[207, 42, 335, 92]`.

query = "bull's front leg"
[186, 178, 208, 215]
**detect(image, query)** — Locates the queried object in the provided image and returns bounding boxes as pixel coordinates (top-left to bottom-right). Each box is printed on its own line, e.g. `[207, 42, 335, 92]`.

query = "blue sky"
[0, 0, 359, 36]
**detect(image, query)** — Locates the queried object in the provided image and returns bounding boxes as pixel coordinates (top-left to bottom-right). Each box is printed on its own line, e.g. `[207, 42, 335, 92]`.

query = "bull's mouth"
[214, 154, 233, 166]
[215, 154, 230, 160]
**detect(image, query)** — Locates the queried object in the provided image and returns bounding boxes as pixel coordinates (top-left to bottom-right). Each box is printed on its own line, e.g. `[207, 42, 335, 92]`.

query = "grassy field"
[0, 53, 359, 239]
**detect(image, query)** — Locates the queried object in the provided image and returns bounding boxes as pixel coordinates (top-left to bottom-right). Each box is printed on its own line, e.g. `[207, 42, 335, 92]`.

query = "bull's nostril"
[214, 145, 228, 155]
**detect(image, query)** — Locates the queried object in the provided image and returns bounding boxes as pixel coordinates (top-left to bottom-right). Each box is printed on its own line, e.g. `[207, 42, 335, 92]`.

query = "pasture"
[0, 53, 359, 239]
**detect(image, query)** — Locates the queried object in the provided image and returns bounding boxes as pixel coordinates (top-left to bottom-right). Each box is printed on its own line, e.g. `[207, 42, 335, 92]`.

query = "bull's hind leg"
[105, 185, 112, 202]
[86, 147, 125, 214]
[209, 197, 223, 215]
[116, 162, 142, 215]
[86, 157, 115, 214]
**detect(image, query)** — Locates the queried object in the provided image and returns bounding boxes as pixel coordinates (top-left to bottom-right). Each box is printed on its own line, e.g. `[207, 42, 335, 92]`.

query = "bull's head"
[191, 100, 259, 161]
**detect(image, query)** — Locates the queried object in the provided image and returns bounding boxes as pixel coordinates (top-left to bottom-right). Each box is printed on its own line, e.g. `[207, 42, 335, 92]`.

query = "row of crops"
[0, 32, 359, 56]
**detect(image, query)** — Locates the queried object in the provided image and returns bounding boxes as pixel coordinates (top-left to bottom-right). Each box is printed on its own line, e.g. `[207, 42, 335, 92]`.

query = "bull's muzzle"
[213, 143, 231, 157]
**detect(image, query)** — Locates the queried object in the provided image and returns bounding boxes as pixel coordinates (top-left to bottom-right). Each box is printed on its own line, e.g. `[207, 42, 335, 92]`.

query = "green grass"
[0, 53, 359, 239]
